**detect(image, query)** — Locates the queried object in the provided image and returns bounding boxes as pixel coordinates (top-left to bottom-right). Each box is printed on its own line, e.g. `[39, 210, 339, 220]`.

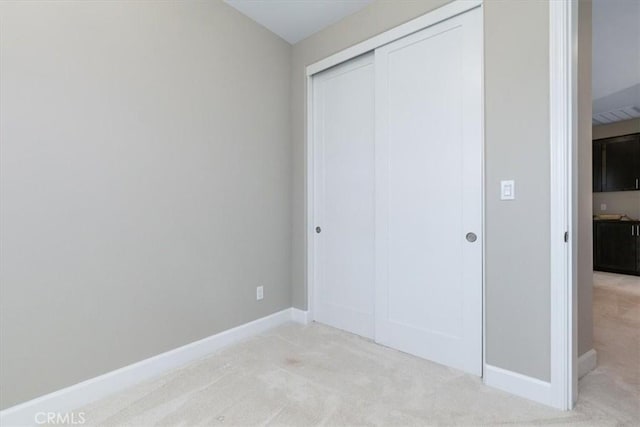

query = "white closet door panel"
[313, 54, 375, 338]
[374, 8, 482, 375]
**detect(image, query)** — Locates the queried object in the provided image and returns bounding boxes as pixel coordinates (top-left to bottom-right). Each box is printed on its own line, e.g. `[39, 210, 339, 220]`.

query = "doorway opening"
[579, 0, 640, 414]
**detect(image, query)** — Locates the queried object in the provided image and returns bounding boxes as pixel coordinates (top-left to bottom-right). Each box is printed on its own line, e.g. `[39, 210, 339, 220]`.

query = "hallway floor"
[69, 296, 639, 426]
[580, 271, 640, 422]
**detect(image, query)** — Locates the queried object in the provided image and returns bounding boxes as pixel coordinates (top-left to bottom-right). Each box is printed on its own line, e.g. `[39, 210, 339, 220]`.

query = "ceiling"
[225, 0, 374, 44]
[592, 0, 640, 124]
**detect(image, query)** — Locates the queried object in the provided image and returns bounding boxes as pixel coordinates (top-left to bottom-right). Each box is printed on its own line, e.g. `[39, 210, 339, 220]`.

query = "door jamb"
[549, 0, 578, 411]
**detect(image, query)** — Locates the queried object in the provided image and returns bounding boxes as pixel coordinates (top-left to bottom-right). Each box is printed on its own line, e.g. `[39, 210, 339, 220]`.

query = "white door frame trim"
[549, 0, 578, 411]
[304, 0, 484, 364]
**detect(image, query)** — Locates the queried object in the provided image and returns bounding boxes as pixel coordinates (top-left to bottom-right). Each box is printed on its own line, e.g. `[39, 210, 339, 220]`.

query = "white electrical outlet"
[600, 203, 607, 211]
[256, 286, 264, 301]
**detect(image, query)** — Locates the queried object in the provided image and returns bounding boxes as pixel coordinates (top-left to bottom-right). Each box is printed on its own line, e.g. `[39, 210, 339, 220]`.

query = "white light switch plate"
[501, 180, 515, 200]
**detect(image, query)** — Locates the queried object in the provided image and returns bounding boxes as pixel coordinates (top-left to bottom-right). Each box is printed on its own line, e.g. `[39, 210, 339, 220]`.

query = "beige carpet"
[65, 310, 638, 426]
[587, 271, 640, 408]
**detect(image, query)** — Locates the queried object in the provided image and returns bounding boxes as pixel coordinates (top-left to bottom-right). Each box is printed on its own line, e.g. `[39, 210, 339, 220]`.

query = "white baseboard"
[0, 308, 297, 427]
[291, 308, 310, 325]
[578, 349, 597, 379]
[483, 364, 553, 407]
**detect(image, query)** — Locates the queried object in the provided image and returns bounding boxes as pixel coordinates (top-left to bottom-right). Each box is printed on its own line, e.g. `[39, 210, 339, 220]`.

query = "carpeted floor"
[583, 271, 640, 419]
[67, 276, 639, 427]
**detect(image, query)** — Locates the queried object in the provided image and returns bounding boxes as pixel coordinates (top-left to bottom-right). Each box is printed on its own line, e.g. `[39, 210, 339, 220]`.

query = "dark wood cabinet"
[592, 141, 602, 192]
[593, 133, 640, 192]
[593, 221, 640, 276]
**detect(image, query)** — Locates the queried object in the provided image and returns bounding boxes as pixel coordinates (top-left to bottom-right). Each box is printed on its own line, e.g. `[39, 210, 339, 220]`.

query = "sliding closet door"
[312, 54, 375, 338]
[374, 8, 483, 375]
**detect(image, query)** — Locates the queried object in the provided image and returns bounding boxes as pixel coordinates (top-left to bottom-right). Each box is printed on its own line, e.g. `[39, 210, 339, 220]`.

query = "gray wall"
[483, 1, 550, 381]
[592, 118, 640, 220]
[577, 0, 594, 358]
[0, 0, 292, 409]
[291, 1, 552, 381]
[593, 192, 640, 219]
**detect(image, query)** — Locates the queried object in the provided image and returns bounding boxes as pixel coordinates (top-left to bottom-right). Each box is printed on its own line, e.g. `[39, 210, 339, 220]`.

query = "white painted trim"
[484, 365, 553, 407]
[305, 0, 484, 334]
[0, 309, 296, 427]
[479, 4, 487, 381]
[291, 308, 310, 325]
[578, 349, 597, 379]
[306, 73, 315, 322]
[305, 0, 482, 76]
[549, 0, 578, 411]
